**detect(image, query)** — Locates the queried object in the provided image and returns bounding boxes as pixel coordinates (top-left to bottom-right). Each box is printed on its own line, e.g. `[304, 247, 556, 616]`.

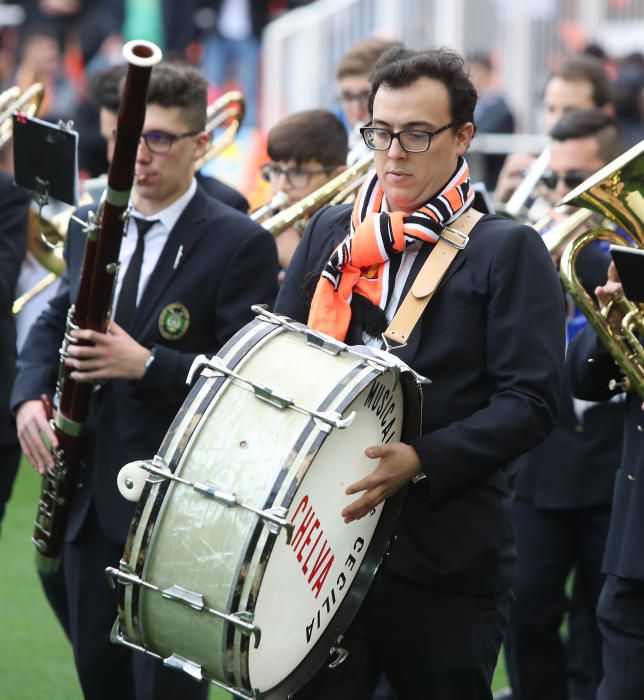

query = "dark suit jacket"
[0, 173, 30, 446]
[512, 244, 623, 508]
[569, 322, 644, 580]
[276, 204, 565, 594]
[196, 171, 249, 213]
[11, 184, 278, 544]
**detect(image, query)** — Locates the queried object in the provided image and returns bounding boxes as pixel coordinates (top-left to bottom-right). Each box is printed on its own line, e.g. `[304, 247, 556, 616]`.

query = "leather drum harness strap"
[383, 208, 484, 349]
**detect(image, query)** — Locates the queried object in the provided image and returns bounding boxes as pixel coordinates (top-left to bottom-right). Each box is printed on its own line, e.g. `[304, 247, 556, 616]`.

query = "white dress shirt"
[112, 178, 197, 314]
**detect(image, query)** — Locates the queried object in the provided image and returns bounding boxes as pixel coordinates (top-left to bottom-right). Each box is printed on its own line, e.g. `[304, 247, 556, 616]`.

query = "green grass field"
[1, 460, 508, 699]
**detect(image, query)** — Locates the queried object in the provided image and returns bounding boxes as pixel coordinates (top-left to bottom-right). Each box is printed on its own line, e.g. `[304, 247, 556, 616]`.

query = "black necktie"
[114, 217, 158, 333]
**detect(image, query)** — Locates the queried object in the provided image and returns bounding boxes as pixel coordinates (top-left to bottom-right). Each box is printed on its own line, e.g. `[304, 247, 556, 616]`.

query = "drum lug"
[162, 584, 205, 611]
[163, 653, 203, 681]
[304, 330, 347, 356]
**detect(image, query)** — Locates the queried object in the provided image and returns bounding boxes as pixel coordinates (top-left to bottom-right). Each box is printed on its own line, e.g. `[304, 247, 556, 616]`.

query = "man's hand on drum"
[65, 320, 152, 381]
[342, 442, 422, 523]
[16, 399, 58, 475]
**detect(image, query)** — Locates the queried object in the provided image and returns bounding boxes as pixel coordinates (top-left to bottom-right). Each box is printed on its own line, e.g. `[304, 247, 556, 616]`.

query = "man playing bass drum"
[276, 46, 565, 700]
[11, 63, 278, 700]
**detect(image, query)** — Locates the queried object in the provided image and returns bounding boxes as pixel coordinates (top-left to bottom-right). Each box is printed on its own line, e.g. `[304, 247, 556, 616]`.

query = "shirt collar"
[131, 177, 197, 230]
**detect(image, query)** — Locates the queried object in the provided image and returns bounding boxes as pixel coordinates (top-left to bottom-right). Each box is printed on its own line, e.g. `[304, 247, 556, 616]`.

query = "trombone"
[261, 154, 374, 237]
[195, 90, 245, 171]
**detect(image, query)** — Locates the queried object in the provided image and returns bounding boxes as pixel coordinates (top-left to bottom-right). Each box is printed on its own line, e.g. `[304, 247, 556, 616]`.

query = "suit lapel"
[130, 189, 209, 338]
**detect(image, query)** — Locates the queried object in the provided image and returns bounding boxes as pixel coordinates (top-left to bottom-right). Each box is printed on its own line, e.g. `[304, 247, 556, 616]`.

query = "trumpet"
[559, 138, 644, 396]
[494, 145, 552, 225]
[250, 190, 289, 223]
[195, 90, 245, 171]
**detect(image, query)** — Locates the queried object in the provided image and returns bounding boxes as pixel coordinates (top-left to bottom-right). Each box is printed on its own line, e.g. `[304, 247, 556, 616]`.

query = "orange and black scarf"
[308, 156, 474, 341]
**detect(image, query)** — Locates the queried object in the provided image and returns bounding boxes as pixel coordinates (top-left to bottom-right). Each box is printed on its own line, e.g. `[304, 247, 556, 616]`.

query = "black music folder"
[12, 113, 79, 206]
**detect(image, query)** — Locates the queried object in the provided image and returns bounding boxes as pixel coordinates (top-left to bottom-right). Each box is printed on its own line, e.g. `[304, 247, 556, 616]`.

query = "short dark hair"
[145, 63, 208, 131]
[549, 108, 624, 163]
[267, 109, 348, 167]
[89, 64, 127, 113]
[336, 37, 403, 81]
[368, 47, 478, 130]
[548, 54, 612, 108]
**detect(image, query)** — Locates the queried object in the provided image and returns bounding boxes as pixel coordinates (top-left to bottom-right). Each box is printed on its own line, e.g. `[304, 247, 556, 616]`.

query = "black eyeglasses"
[261, 163, 336, 188]
[337, 90, 371, 105]
[133, 129, 200, 154]
[360, 122, 453, 153]
[540, 170, 592, 191]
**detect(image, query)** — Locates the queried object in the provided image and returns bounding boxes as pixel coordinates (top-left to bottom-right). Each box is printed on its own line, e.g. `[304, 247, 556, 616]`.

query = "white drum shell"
[118, 319, 413, 697]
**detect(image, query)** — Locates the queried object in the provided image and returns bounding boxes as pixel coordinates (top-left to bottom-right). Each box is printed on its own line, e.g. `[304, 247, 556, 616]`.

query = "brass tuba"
[0, 82, 44, 148]
[559, 138, 644, 396]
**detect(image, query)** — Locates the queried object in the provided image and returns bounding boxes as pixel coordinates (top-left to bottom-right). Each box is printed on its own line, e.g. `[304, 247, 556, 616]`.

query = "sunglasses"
[540, 170, 592, 190]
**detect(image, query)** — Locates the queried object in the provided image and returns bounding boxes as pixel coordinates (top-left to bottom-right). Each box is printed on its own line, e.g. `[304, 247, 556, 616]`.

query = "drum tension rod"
[193, 354, 356, 431]
[109, 620, 257, 699]
[136, 458, 295, 544]
[105, 566, 262, 647]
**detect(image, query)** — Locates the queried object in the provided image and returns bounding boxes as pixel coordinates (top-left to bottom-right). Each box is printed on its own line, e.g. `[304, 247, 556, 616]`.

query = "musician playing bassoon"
[11, 63, 278, 700]
[276, 46, 565, 700]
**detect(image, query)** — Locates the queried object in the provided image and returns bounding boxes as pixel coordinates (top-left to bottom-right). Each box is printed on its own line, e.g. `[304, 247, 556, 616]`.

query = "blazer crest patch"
[158, 302, 190, 340]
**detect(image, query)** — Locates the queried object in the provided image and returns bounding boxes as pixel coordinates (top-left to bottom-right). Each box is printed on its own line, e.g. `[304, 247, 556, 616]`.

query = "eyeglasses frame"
[360, 121, 454, 153]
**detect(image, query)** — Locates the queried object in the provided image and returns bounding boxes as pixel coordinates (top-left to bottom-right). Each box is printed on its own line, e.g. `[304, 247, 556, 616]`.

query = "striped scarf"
[307, 156, 474, 341]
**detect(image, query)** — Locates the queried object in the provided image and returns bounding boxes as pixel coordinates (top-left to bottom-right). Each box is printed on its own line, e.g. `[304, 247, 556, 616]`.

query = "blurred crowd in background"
[0, 0, 642, 198]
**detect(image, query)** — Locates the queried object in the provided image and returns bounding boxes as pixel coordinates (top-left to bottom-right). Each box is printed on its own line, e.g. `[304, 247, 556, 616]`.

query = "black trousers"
[0, 440, 21, 526]
[64, 504, 209, 700]
[597, 575, 644, 700]
[296, 570, 512, 700]
[504, 499, 610, 700]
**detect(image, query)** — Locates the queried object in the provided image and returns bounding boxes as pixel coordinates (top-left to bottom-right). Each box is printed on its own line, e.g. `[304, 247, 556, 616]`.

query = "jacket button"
[638, 425, 644, 433]
[627, 474, 635, 481]
[574, 424, 584, 433]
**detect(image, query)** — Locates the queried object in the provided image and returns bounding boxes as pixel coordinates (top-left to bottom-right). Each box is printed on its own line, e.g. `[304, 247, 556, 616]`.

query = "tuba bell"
[0, 82, 44, 148]
[559, 138, 644, 396]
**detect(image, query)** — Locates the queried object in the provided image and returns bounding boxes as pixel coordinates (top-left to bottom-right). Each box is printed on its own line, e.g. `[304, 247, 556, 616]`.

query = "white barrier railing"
[261, 0, 644, 133]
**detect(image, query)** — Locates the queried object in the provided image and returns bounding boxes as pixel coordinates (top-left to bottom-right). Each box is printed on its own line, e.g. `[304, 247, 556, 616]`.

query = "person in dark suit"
[11, 62, 278, 700]
[466, 52, 515, 192]
[198, 0, 272, 127]
[503, 109, 626, 700]
[0, 171, 30, 531]
[567, 182, 644, 700]
[275, 46, 565, 700]
[90, 63, 250, 212]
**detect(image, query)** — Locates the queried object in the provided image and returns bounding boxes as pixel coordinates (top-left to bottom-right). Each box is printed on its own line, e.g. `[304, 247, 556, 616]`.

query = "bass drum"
[109, 309, 422, 699]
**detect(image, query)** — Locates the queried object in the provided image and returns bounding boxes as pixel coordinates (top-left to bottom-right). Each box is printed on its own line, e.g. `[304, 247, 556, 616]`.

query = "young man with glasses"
[263, 108, 347, 273]
[11, 62, 278, 700]
[91, 64, 250, 212]
[504, 107, 626, 700]
[276, 46, 565, 700]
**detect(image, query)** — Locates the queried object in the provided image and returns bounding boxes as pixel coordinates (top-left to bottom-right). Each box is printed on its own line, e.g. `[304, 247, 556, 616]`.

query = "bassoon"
[32, 40, 163, 571]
